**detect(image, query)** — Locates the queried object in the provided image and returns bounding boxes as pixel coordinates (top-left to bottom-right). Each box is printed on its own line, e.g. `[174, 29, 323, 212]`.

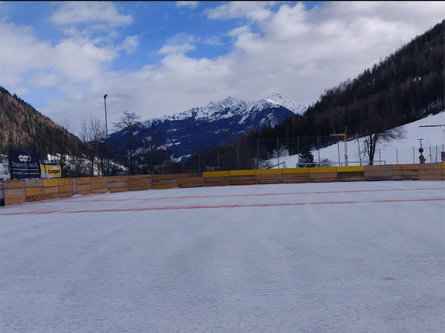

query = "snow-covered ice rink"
[1, 181, 444, 332]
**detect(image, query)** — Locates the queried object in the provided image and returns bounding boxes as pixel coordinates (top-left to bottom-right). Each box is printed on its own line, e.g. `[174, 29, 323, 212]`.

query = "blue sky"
[0, 1, 443, 134]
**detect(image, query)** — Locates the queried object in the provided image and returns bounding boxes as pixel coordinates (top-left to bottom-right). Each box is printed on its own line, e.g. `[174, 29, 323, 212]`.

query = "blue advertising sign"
[8, 150, 41, 179]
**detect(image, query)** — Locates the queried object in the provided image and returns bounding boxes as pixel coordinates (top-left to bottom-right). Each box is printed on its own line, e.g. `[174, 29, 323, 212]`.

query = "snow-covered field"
[1, 181, 444, 332]
[270, 111, 445, 168]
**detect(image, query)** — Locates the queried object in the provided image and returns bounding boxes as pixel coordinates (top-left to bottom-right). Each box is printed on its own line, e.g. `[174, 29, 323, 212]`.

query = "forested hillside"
[187, 20, 444, 170]
[0, 87, 89, 158]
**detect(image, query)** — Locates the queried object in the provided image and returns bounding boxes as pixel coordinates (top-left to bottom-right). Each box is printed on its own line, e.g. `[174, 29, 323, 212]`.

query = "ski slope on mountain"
[271, 111, 445, 168]
[1, 181, 444, 332]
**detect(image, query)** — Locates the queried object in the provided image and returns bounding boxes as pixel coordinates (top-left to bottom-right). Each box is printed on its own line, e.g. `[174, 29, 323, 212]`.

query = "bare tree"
[80, 117, 105, 176]
[114, 111, 141, 175]
[363, 126, 405, 165]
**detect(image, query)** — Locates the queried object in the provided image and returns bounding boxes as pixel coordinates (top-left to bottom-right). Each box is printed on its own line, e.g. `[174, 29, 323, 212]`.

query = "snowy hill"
[110, 94, 306, 159]
[268, 111, 445, 168]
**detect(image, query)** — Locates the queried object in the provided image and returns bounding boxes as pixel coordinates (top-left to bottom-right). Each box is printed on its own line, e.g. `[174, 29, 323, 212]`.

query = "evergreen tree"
[298, 148, 316, 167]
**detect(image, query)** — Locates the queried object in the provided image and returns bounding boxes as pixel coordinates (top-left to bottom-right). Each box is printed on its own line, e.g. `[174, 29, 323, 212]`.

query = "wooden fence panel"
[364, 165, 392, 181]
[229, 170, 256, 185]
[25, 179, 43, 202]
[337, 166, 365, 182]
[152, 174, 178, 189]
[178, 173, 204, 188]
[4, 180, 26, 205]
[282, 168, 310, 183]
[256, 169, 283, 184]
[107, 176, 129, 193]
[391, 164, 419, 180]
[419, 163, 442, 180]
[76, 177, 91, 195]
[309, 167, 337, 183]
[43, 178, 59, 200]
[128, 175, 151, 191]
[91, 177, 108, 194]
[58, 178, 73, 198]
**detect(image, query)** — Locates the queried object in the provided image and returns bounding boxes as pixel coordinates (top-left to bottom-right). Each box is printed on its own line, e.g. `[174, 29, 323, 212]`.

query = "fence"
[1, 163, 444, 206]
[184, 134, 444, 171]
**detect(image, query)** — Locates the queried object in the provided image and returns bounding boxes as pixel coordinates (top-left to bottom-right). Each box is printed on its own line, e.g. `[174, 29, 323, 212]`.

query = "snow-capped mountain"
[110, 95, 306, 159]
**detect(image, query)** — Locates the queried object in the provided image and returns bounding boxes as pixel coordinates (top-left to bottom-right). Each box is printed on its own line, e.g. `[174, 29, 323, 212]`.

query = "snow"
[271, 111, 445, 168]
[265, 93, 307, 115]
[1, 181, 444, 332]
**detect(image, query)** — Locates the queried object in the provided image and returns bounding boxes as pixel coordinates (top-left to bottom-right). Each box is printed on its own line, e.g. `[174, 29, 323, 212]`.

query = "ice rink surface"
[1, 181, 444, 332]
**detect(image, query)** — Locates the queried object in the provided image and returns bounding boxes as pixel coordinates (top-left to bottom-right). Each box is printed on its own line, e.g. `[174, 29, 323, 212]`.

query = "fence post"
[337, 137, 341, 166]
[396, 148, 398, 165]
[256, 139, 259, 170]
[358, 138, 362, 166]
[276, 137, 279, 168]
[317, 136, 320, 164]
[412, 147, 415, 164]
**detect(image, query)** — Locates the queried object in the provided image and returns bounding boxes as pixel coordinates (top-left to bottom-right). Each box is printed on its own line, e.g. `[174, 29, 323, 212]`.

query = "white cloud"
[176, 1, 199, 9]
[158, 33, 199, 55]
[206, 1, 275, 21]
[159, 43, 195, 55]
[2, 1, 445, 136]
[50, 1, 132, 27]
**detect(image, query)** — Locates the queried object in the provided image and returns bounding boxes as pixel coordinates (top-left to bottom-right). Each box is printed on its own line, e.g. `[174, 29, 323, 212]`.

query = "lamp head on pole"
[104, 94, 107, 99]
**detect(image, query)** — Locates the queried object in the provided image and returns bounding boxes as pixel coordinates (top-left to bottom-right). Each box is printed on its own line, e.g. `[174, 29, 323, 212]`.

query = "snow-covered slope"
[268, 111, 445, 168]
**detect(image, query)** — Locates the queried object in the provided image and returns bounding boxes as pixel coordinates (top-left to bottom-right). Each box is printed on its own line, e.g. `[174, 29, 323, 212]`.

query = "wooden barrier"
[5, 180, 26, 205]
[256, 169, 283, 184]
[203, 171, 230, 187]
[128, 175, 151, 191]
[72, 178, 77, 195]
[25, 179, 43, 202]
[2, 163, 444, 206]
[282, 168, 310, 183]
[419, 163, 442, 180]
[0, 181, 4, 205]
[229, 170, 256, 185]
[337, 166, 365, 182]
[309, 167, 337, 182]
[364, 165, 392, 181]
[391, 164, 419, 180]
[43, 178, 59, 200]
[58, 178, 73, 198]
[107, 176, 129, 193]
[91, 177, 108, 194]
[177, 173, 204, 188]
[152, 174, 177, 189]
[76, 177, 91, 195]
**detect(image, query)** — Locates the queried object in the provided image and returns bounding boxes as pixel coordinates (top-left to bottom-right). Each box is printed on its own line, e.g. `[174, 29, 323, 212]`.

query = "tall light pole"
[104, 94, 110, 176]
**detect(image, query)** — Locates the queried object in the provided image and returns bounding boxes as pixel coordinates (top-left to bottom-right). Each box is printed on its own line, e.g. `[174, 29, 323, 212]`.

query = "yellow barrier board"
[229, 170, 256, 176]
[203, 171, 230, 177]
[283, 168, 309, 174]
[43, 179, 58, 187]
[256, 169, 282, 175]
[337, 166, 365, 173]
[310, 167, 337, 173]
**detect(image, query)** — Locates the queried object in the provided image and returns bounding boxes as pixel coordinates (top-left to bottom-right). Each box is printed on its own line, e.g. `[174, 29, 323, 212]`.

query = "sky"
[0, 1, 444, 135]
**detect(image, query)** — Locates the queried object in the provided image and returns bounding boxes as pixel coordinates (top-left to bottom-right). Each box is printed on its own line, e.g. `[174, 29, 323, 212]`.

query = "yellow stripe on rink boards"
[229, 170, 256, 176]
[255, 169, 282, 175]
[282, 168, 309, 174]
[203, 171, 230, 178]
[337, 166, 364, 173]
[309, 167, 337, 173]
